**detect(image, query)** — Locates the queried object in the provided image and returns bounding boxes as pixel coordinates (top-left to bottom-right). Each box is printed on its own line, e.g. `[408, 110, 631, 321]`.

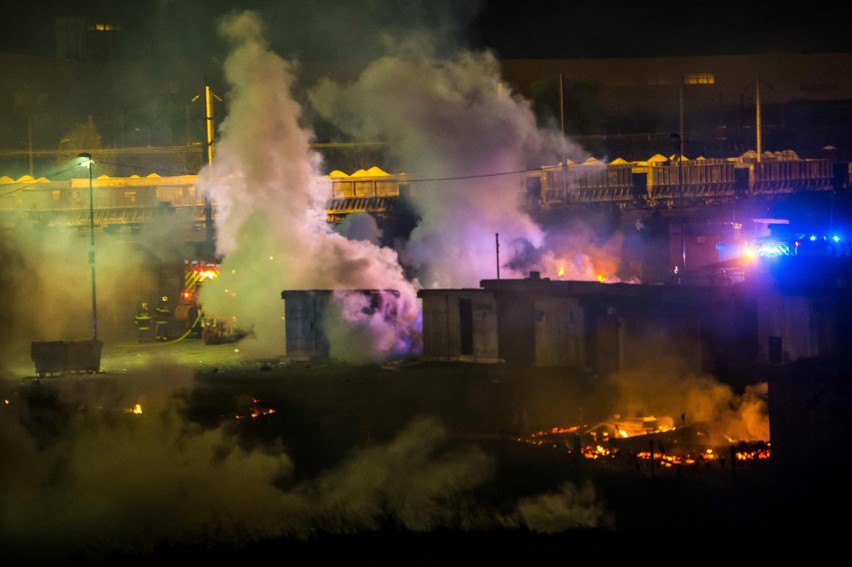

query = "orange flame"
[124, 403, 143, 414]
[235, 398, 277, 420]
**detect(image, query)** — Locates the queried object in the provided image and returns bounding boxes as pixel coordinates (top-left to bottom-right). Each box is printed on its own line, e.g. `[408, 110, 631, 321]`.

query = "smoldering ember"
[2, 5, 852, 565]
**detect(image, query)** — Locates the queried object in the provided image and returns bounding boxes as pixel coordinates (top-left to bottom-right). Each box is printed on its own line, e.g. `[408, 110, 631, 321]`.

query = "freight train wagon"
[1, 157, 848, 229]
[0, 173, 205, 230]
[524, 155, 844, 210]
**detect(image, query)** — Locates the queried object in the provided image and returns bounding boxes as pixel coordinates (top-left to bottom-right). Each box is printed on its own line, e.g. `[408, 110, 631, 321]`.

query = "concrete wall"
[479, 277, 724, 375]
[421, 281, 707, 373]
[534, 296, 585, 368]
[419, 290, 500, 363]
[757, 292, 837, 364]
[280, 290, 332, 361]
[281, 288, 412, 362]
[751, 256, 852, 364]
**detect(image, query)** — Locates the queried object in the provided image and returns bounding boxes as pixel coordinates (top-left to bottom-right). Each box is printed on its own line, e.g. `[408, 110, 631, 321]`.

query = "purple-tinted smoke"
[308, 38, 595, 288]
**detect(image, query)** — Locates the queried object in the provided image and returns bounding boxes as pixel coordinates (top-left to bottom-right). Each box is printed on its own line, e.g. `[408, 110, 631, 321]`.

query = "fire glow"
[517, 415, 771, 467]
[235, 398, 277, 420]
[123, 403, 143, 415]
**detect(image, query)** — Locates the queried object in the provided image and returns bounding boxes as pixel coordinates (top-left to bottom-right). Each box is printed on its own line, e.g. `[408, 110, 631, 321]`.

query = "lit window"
[685, 73, 715, 85]
[89, 23, 116, 32]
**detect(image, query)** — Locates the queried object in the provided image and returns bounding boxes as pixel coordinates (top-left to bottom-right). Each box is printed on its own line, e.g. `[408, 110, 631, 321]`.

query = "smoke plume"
[196, 11, 420, 363]
[190, 9, 624, 363]
[598, 345, 771, 444]
[0, 369, 609, 563]
[308, 37, 594, 288]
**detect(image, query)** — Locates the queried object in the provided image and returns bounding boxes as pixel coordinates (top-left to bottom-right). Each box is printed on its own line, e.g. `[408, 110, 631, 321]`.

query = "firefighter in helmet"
[155, 295, 172, 341]
[134, 301, 153, 342]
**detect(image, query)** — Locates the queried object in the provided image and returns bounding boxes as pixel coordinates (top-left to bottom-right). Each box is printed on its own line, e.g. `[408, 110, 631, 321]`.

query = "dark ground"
[1, 338, 845, 564]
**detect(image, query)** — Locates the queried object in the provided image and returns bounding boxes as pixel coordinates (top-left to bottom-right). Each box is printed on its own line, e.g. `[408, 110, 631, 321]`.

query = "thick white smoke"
[191, 7, 635, 364]
[308, 39, 593, 288]
[196, 12, 420, 363]
[598, 343, 771, 444]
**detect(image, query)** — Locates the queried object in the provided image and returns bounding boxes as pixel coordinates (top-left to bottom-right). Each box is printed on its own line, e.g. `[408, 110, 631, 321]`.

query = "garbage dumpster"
[30, 341, 67, 376]
[31, 340, 103, 377]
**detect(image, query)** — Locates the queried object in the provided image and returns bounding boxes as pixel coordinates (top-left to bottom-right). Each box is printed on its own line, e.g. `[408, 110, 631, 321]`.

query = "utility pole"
[755, 78, 762, 162]
[192, 84, 222, 260]
[204, 85, 216, 166]
[559, 72, 565, 135]
[495, 233, 500, 280]
[743, 78, 770, 162]
[77, 153, 98, 341]
[675, 85, 686, 277]
[27, 117, 33, 176]
[559, 73, 567, 198]
[679, 141, 685, 275]
[679, 87, 684, 157]
[672, 133, 685, 280]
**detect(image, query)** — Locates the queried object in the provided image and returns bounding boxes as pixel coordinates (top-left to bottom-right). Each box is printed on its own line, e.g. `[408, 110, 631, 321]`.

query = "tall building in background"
[55, 14, 122, 61]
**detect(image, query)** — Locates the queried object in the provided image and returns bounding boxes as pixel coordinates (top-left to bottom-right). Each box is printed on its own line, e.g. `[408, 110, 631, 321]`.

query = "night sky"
[471, 1, 852, 58]
[3, 0, 851, 60]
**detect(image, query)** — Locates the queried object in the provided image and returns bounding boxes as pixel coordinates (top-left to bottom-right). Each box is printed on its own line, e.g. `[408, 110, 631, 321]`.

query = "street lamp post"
[671, 133, 685, 280]
[78, 152, 98, 341]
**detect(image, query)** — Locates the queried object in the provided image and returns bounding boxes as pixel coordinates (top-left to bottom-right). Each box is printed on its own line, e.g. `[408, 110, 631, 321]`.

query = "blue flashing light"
[757, 242, 789, 257]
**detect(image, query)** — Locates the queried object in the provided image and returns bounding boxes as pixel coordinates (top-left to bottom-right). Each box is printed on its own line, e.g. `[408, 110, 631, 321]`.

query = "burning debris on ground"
[234, 397, 277, 420]
[1, 349, 841, 564]
[514, 415, 771, 477]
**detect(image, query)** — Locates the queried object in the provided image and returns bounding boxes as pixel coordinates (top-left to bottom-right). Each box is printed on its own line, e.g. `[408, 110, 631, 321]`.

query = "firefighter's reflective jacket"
[155, 296, 171, 341]
[135, 302, 153, 341]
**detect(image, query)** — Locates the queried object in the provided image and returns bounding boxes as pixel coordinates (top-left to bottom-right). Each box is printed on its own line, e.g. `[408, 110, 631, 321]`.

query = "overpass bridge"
[1, 156, 845, 239]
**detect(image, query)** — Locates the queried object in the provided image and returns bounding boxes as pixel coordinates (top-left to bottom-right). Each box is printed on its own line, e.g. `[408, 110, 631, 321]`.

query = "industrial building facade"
[417, 256, 851, 387]
[418, 273, 743, 377]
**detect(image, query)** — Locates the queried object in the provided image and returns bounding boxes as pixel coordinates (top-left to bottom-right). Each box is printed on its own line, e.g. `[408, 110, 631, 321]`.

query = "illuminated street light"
[77, 152, 98, 340]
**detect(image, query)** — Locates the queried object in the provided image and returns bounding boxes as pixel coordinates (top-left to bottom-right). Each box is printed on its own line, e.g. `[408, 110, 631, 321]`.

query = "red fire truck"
[175, 259, 219, 339]
[177, 259, 249, 344]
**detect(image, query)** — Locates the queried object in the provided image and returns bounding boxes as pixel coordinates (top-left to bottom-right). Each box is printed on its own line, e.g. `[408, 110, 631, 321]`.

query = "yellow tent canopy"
[365, 166, 388, 176]
[347, 166, 392, 177]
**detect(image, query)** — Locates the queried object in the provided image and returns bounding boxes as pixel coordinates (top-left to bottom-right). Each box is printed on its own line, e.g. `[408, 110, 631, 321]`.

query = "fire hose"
[163, 309, 204, 344]
[122, 309, 203, 347]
